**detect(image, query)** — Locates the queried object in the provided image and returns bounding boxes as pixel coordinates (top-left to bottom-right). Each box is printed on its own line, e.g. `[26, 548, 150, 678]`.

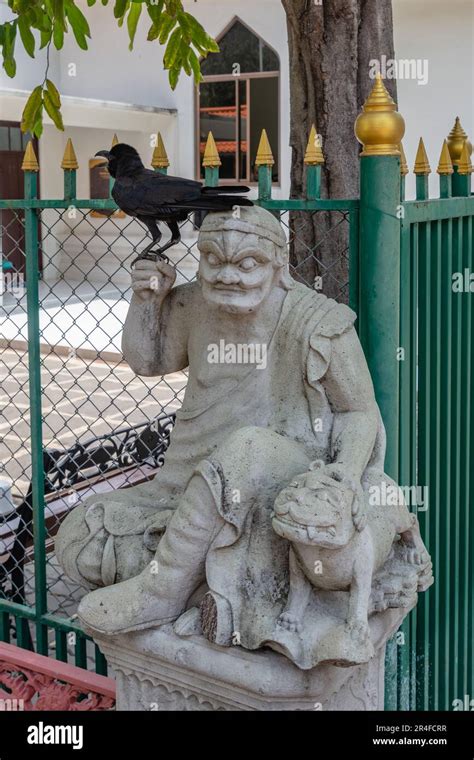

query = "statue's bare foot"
[277, 612, 302, 633]
[345, 618, 371, 648]
[400, 536, 427, 566]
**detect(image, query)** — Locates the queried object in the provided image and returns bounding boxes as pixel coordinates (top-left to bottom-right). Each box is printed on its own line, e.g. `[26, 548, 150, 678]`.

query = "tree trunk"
[281, 0, 397, 300]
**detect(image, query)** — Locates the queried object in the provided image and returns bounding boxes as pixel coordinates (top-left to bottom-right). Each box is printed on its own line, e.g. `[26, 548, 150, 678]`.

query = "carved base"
[94, 626, 385, 711]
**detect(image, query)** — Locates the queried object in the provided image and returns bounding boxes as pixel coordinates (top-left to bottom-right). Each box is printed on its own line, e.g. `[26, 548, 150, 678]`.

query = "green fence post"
[447, 117, 472, 197]
[399, 143, 408, 202]
[108, 133, 118, 197]
[437, 141, 453, 199]
[61, 138, 78, 200]
[304, 124, 323, 201]
[22, 142, 48, 655]
[355, 74, 405, 711]
[453, 143, 472, 198]
[255, 129, 274, 201]
[202, 131, 221, 188]
[414, 139, 430, 201]
[151, 132, 169, 176]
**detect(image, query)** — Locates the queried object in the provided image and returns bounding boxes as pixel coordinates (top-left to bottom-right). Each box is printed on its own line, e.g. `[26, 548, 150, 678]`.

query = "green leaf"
[188, 48, 202, 83]
[126, 1, 141, 50]
[30, 7, 52, 33]
[163, 26, 181, 68]
[180, 12, 218, 53]
[46, 78, 61, 108]
[4, 56, 16, 77]
[21, 85, 43, 131]
[64, 1, 89, 49]
[168, 66, 179, 90]
[117, 2, 130, 26]
[44, 90, 65, 129]
[113, 0, 127, 18]
[182, 49, 191, 76]
[32, 105, 44, 138]
[2, 22, 17, 78]
[18, 16, 35, 57]
[147, 22, 159, 41]
[40, 28, 51, 48]
[53, 18, 64, 48]
[146, 0, 164, 23]
[65, 0, 91, 38]
[158, 11, 176, 44]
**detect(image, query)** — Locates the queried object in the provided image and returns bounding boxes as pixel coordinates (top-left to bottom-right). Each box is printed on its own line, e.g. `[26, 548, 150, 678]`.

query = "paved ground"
[0, 348, 187, 499]
[1, 346, 187, 654]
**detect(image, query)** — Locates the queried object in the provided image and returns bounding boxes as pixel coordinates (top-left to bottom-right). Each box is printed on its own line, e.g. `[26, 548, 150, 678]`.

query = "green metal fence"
[0, 84, 473, 712]
[0, 130, 355, 678]
[395, 146, 474, 711]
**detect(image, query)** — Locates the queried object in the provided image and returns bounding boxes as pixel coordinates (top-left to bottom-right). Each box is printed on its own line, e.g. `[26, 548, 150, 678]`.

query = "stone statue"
[56, 206, 432, 703]
[272, 461, 432, 666]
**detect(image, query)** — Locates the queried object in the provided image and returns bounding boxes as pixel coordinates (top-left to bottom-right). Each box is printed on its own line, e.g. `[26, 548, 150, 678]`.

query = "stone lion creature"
[271, 461, 433, 664]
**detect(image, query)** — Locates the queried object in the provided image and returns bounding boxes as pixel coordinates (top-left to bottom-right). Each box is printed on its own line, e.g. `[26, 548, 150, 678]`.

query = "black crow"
[95, 143, 253, 266]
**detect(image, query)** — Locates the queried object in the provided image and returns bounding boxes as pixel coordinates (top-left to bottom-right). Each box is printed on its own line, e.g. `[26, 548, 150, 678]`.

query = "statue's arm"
[121, 260, 191, 376]
[321, 327, 379, 481]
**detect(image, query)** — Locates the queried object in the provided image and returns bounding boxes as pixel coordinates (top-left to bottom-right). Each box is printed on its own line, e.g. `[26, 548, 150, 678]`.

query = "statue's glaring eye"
[207, 252, 221, 267]
[239, 257, 258, 271]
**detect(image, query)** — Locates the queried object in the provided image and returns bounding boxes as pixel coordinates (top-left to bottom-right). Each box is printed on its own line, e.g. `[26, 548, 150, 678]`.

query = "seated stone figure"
[56, 205, 431, 668]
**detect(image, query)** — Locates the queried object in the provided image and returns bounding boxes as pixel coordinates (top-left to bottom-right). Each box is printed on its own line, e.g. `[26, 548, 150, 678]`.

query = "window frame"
[194, 17, 280, 186]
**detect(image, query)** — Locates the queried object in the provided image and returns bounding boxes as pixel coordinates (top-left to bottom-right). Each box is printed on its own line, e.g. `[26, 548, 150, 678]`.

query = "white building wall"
[1, 0, 473, 202]
[393, 0, 474, 199]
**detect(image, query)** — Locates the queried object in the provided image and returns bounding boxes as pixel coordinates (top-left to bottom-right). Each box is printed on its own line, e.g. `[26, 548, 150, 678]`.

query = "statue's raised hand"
[131, 258, 176, 302]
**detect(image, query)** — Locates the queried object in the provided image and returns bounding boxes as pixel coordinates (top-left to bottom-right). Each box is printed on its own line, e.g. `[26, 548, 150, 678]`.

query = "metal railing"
[1, 105, 473, 713]
[0, 129, 355, 677]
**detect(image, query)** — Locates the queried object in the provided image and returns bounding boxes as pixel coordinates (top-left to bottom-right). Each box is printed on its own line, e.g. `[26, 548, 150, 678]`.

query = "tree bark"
[281, 0, 397, 299]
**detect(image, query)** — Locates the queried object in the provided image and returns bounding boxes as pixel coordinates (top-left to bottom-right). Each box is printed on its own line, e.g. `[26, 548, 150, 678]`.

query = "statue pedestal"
[94, 625, 385, 711]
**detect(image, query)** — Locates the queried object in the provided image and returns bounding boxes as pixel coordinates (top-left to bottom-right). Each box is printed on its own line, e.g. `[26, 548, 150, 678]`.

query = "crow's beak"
[95, 150, 111, 161]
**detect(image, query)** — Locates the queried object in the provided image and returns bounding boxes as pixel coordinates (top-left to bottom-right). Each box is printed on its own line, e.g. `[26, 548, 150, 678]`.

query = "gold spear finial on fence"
[61, 138, 78, 170]
[255, 129, 275, 166]
[447, 117, 472, 165]
[304, 124, 324, 165]
[437, 140, 454, 175]
[457, 141, 473, 175]
[399, 143, 409, 175]
[354, 73, 405, 156]
[21, 140, 39, 171]
[414, 138, 431, 174]
[202, 131, 221, 168]
[151, 132, 169, 169]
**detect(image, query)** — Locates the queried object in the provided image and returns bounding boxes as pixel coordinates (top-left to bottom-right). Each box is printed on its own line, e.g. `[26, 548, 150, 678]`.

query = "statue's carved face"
[198, 230, 278, 313]
[272, 473, 355, 548]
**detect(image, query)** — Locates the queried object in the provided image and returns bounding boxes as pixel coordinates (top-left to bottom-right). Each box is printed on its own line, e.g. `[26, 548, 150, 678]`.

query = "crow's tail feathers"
[201, 185, 250, 194]
[174, 197, 253, 211]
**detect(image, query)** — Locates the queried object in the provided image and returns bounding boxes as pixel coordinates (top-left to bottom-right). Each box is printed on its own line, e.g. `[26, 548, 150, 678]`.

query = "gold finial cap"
[111, 133, 119, 148]
[255, 129, 275, 167]
[151, 132, 169, 169]
[61, 138, 78, 170]
[362, 73, 397, 113]
[414, 138, 431, 175]
[21, 140, 39, 171]
[437, 140, 454, 175]
[304, 124, 324, 165]
[447, 117, 472, 165]
[202, 131, 221, 168]
[354, 73, 405, 156]
[457, 140, 473, 175]
[399, 143, 409, 175]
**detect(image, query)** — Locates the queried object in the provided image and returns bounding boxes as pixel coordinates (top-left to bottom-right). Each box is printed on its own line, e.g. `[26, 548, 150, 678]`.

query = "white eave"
[0, 88, 177, 130]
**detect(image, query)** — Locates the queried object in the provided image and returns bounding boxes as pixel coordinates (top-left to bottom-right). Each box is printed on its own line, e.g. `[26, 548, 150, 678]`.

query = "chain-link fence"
[0, 185, 357, 672]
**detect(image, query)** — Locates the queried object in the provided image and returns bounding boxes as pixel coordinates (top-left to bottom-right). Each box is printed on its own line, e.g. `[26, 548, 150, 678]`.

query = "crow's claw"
[131, 251, 170, 268]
